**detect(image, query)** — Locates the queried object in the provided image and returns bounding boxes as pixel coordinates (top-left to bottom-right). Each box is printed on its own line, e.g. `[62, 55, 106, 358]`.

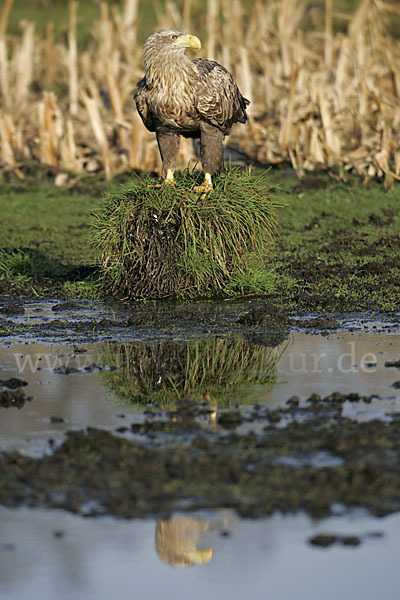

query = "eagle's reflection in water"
[155, 513, 230, 568]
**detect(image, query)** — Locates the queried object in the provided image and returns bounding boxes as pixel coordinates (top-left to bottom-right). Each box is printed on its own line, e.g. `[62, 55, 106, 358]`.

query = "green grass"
[90, 169, 279, 299]
[1, 166, 399, 311]
[8, 0, 158, 48]
[0, 178, 95, 263]
[266, 170, 400, 312]
[0, 176, 101, 297]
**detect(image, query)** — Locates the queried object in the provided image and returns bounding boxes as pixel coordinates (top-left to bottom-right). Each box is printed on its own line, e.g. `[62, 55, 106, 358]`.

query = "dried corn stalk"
[0, 0, 398, 184]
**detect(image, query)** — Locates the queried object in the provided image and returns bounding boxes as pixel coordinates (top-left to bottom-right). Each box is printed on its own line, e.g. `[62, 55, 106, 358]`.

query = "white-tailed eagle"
[134, 29, 250, 192]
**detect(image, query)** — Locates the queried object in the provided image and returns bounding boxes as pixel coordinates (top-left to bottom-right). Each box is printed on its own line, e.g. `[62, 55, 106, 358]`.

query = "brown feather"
[133, 29, 249, 175]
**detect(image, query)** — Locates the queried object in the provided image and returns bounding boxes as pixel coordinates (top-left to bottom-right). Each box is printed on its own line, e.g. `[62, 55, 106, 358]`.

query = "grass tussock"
[99, 338, 281, 406]
[90, 169, 279, 299]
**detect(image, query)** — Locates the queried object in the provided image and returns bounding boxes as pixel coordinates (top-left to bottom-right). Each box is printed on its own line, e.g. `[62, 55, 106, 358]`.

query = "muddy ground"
[0, 298, 399, 520]
[0, 168, 399, 523]
[1, 392, 400, 519]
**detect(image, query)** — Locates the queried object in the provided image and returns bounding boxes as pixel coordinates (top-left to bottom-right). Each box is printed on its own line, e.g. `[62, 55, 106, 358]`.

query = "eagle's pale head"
[143, 29, 201, 70]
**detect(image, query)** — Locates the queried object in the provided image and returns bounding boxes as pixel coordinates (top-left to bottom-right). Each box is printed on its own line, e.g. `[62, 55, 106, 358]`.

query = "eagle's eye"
[171, 34, 178, 40]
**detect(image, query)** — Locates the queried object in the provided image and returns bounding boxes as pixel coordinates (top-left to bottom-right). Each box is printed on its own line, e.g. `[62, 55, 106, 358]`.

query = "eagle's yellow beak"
[175, 33, 201, 50]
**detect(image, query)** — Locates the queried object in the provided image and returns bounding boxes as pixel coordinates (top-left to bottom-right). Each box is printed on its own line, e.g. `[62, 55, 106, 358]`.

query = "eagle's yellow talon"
[193, 183, 213, 194]
[148, 169, 176, 188]
[148, 180, 176, 188]
[193, 172, 213, 194]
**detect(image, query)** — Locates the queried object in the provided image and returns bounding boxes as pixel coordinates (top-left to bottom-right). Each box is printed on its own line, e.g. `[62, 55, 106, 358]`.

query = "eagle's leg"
[155, 131, 179, 186]
[193, 123, 224, 194]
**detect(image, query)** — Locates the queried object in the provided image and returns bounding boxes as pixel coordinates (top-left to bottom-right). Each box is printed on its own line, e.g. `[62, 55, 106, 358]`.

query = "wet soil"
[0, 298, 293, 345]
[0, 389, 32, 409]
[2, 392, 400, 519]
[1, 297, 398, 346]
[309, 533, 362, 547]
[0, 377, 27, 389]
[0, 303, 25, 316]
[1, 297, 399, 523]
[294, 317, 340, 330]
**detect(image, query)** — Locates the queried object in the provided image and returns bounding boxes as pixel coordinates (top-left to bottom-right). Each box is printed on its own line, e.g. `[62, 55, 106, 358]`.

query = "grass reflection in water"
[98, 337, 283, 406]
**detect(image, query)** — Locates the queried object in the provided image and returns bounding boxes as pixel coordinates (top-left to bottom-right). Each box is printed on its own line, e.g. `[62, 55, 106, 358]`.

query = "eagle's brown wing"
[134, 76, 155, 132]
[193, 59, 249, 133]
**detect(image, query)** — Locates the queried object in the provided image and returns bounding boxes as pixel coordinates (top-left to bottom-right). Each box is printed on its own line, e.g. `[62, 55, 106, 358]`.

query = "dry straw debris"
[0, 0, 400, 186]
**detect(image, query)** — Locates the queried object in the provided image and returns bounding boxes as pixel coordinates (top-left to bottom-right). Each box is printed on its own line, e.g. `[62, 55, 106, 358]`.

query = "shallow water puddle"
[1, 310, 400, 598]
[0, 343, 142, 455]
[0, 326, 400, 454]
[0, 507, 398, 600]
[268, 329, 400, 408]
